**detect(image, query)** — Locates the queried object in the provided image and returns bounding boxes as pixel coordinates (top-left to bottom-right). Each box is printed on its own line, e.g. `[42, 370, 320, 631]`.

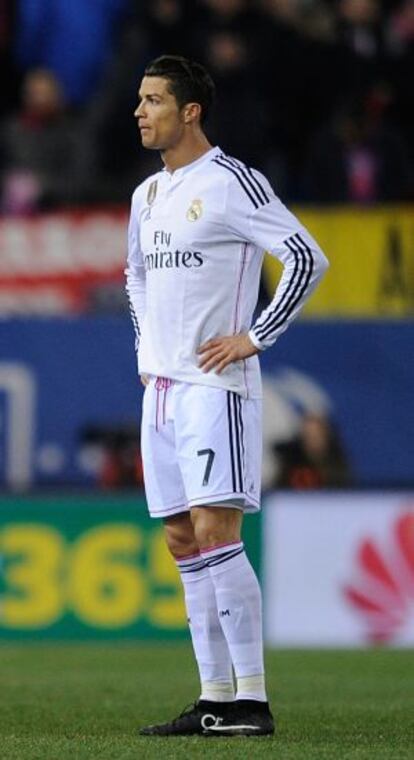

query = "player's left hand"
[197, 333, 259, 374]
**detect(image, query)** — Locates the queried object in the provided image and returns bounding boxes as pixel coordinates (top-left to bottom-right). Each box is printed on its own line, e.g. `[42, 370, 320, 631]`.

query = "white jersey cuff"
[248, 329, 265, 351]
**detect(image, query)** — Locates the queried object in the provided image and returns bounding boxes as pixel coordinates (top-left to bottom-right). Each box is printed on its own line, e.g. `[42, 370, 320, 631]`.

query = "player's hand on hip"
[140, 374, 150, 386]
[197, 333, 259, 374]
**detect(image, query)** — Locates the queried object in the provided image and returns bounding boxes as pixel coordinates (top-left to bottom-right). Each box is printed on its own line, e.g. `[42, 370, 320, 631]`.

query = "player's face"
[134, 76, 185, 151]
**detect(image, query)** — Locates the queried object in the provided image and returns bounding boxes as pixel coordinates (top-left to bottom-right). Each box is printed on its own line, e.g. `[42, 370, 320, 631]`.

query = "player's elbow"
[313, 248, 329, 278]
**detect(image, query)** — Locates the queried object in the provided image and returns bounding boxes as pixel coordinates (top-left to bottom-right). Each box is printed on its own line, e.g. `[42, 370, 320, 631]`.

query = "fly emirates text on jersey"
[144, 229, 204, 271]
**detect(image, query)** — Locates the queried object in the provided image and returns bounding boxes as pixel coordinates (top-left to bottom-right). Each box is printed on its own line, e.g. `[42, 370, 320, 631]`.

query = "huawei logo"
[343, 509, 414, 644]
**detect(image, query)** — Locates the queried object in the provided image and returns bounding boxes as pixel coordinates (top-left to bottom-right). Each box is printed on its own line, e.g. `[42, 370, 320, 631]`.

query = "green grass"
[0, 644, 413, 759]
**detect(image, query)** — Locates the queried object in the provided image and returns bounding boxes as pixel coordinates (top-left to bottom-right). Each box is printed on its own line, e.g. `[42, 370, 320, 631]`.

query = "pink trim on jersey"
[233, 242, 247, 334]
[243, 359, 249, 399]
[233, 243, 250, 399]
[201, 540, 243, 555]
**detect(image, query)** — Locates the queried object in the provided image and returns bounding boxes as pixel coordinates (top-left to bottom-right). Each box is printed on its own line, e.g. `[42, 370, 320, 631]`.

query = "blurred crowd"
[1, 0, 413, 211]
[78, 410, 352, 492]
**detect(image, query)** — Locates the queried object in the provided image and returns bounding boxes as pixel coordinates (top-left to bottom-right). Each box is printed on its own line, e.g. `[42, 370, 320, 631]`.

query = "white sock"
[201, 541, 267, 702]
[176, 553, 235, 702]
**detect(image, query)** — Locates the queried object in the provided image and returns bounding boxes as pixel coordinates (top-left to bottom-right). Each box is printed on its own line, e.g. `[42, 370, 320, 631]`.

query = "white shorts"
[141, 378, 262, 519]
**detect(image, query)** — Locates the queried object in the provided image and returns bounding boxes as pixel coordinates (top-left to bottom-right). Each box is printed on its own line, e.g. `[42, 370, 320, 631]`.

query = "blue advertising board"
[0, 319, 413, 488]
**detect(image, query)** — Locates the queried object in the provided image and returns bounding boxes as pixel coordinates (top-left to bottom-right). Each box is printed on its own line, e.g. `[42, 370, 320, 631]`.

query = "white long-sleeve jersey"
[126, 146, 328, 399]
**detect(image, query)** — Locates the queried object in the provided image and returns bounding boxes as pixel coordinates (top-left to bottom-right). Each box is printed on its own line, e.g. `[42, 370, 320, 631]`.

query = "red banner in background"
[0, 208, 128, 314]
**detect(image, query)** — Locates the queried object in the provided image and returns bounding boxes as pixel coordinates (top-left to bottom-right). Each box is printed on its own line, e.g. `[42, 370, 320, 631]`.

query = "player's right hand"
[140, 374, 150, 386]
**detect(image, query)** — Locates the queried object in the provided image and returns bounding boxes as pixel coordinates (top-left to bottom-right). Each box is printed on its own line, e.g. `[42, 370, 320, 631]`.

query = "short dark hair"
[144, 55, 215, 125]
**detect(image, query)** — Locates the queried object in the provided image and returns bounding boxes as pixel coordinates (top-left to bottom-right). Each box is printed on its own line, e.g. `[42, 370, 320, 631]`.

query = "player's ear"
[183, 102, 201, 124]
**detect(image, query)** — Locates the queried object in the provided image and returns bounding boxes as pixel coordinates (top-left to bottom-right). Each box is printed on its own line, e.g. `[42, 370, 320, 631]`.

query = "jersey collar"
[162, 146, 221, 181]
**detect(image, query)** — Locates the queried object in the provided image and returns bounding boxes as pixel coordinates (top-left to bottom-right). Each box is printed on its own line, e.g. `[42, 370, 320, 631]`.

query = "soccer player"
[126, 55, 329, 737]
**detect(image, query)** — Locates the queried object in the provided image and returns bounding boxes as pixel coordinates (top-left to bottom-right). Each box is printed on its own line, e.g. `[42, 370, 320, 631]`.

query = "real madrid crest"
[186, 199, 203, 222]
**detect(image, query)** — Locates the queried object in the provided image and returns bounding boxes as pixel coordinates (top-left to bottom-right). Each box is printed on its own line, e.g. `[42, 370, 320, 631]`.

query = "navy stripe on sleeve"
[214, 157, 260, 209]
[253, 233, 314, 341]
[127, 294, 140, 339]
[219, 154, 269, 206]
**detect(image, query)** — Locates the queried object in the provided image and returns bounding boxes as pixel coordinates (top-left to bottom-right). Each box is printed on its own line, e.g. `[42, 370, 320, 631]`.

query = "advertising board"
[264, 492, 414, 646]
[0, 494, 261, 639]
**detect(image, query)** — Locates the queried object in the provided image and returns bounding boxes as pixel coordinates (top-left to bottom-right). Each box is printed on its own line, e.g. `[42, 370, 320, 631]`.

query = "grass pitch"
[1, 644, 413, 760]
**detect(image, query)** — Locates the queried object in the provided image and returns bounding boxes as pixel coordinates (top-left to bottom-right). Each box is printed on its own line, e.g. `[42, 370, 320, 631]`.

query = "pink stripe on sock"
[175, 551, 202, 561]
[201, 540, 243, 555]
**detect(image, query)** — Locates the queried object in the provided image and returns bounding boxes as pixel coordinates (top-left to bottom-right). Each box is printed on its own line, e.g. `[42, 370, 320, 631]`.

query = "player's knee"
[191, 505, 242, 550]
[163, 513, 198, 558]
